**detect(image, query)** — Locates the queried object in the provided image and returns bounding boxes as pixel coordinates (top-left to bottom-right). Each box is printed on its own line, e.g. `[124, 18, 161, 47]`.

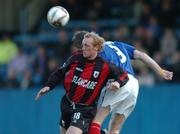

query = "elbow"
[134, 50, 147, 60]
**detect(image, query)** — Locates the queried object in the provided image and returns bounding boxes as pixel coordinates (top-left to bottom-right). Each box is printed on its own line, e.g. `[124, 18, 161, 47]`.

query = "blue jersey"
[99, 41, 135, 75]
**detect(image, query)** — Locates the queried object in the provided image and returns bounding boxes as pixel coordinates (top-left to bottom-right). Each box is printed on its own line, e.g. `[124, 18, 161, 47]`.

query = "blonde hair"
[84, 32, 105, 52]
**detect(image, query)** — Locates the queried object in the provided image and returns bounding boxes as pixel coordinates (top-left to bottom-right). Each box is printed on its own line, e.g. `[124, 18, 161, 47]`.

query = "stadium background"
[0, 0, 180, 134]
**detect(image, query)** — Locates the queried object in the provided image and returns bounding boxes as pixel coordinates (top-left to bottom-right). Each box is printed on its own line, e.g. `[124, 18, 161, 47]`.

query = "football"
[47, 6, 70, 27]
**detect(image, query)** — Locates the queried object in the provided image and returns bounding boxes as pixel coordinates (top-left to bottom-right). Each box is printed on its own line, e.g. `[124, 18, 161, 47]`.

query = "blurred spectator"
[61, 0, 83, 19]
[143, 25, 159, 57]
[46, 58, 58, 77]
[158, 0, 176, 27]
[7, 48, 30, 88]
[57, 30, 71, 62]
[58, 30, 69, 44]
[0, 34, 18, 86]
[160, 28, 178, 58]
[145, 16, 161, 38]
[6, 68, 19, 88]
[137, 67, 155, 87]
[133, 25, 145, 41]
[101, 30, 111, 40]
[85, 0, 105, 19]
[0, 35, 18, 65]
[153, 51, 164, 66]
[133, 0, 144, 21]
[32, 46, 49, 86]
[159, 28, 178, 73]
[139, 3, 152, 25]
[1, 0, 180, 88]
[8, 48, 29, 76]
[113, 24, 130, 42]
[89, 21, 100, 33]
[171, 52, 180, 81]
[20, 70, 33, 89]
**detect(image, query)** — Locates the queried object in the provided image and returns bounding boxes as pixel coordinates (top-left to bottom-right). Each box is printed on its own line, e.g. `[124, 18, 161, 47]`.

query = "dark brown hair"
[72, 31, 88, 49]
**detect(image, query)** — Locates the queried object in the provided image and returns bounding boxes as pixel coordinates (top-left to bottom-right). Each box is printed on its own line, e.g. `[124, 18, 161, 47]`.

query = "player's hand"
[35, 86, 50, 101]
[160, 69, 173, 80]
[107, 81, 120, 91]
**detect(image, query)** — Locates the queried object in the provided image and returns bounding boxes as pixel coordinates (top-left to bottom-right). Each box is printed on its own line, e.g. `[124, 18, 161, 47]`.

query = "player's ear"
[94, 46, 99, 51]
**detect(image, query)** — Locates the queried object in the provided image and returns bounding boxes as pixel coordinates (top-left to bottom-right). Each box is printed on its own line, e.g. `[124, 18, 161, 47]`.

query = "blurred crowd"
[0, 0, 179, 89]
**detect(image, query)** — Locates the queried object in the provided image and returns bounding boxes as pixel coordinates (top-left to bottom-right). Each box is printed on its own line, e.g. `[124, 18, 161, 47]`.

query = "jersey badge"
[93, 71, 99, 78]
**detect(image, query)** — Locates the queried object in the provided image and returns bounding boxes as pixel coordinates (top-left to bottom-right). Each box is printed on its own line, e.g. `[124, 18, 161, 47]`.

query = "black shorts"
[60, 95, 97, 133]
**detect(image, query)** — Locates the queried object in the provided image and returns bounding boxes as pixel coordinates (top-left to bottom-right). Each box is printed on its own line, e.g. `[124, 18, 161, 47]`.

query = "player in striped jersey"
[70, 31, 173, 134]
[35, 32, 129, 134]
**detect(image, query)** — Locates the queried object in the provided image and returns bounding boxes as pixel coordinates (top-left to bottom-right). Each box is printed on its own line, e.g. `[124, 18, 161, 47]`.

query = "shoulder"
[71, 50, 82, 55]
[96, 56, 105, 62]
[96, 56, 116, 67]
[71, 51, 83, 59]
[66, 52, 83, 64]
[103, 41, 126, 49]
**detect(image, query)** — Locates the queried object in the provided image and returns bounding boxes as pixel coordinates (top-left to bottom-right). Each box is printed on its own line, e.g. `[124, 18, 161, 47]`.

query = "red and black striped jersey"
[45, 53, 128, 106]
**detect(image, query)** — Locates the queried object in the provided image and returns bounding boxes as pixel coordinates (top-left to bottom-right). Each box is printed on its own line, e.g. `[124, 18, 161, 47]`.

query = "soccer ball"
[47, 6, 70, 27]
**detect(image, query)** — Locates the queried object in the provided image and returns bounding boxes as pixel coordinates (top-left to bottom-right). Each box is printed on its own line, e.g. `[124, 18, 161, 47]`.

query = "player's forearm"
[45, 68, 63, 90]
[110, 64, 129, 87]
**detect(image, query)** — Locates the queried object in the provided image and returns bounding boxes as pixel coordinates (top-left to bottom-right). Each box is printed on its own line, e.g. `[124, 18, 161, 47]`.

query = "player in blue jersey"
[89, 41, 173, 134]
[99, 41, 135, 75]
[71, 31, 173, 134]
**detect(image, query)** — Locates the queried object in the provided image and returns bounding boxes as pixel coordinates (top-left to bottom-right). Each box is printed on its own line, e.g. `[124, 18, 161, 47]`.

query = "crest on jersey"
[93, 71, 99, 78]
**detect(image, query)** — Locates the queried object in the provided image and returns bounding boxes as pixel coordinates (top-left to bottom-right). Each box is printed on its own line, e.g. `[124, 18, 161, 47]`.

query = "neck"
[87, 53, 97, 60]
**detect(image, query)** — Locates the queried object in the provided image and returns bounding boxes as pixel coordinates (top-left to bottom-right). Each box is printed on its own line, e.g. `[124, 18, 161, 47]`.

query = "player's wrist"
[159, 69, 164, 76]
